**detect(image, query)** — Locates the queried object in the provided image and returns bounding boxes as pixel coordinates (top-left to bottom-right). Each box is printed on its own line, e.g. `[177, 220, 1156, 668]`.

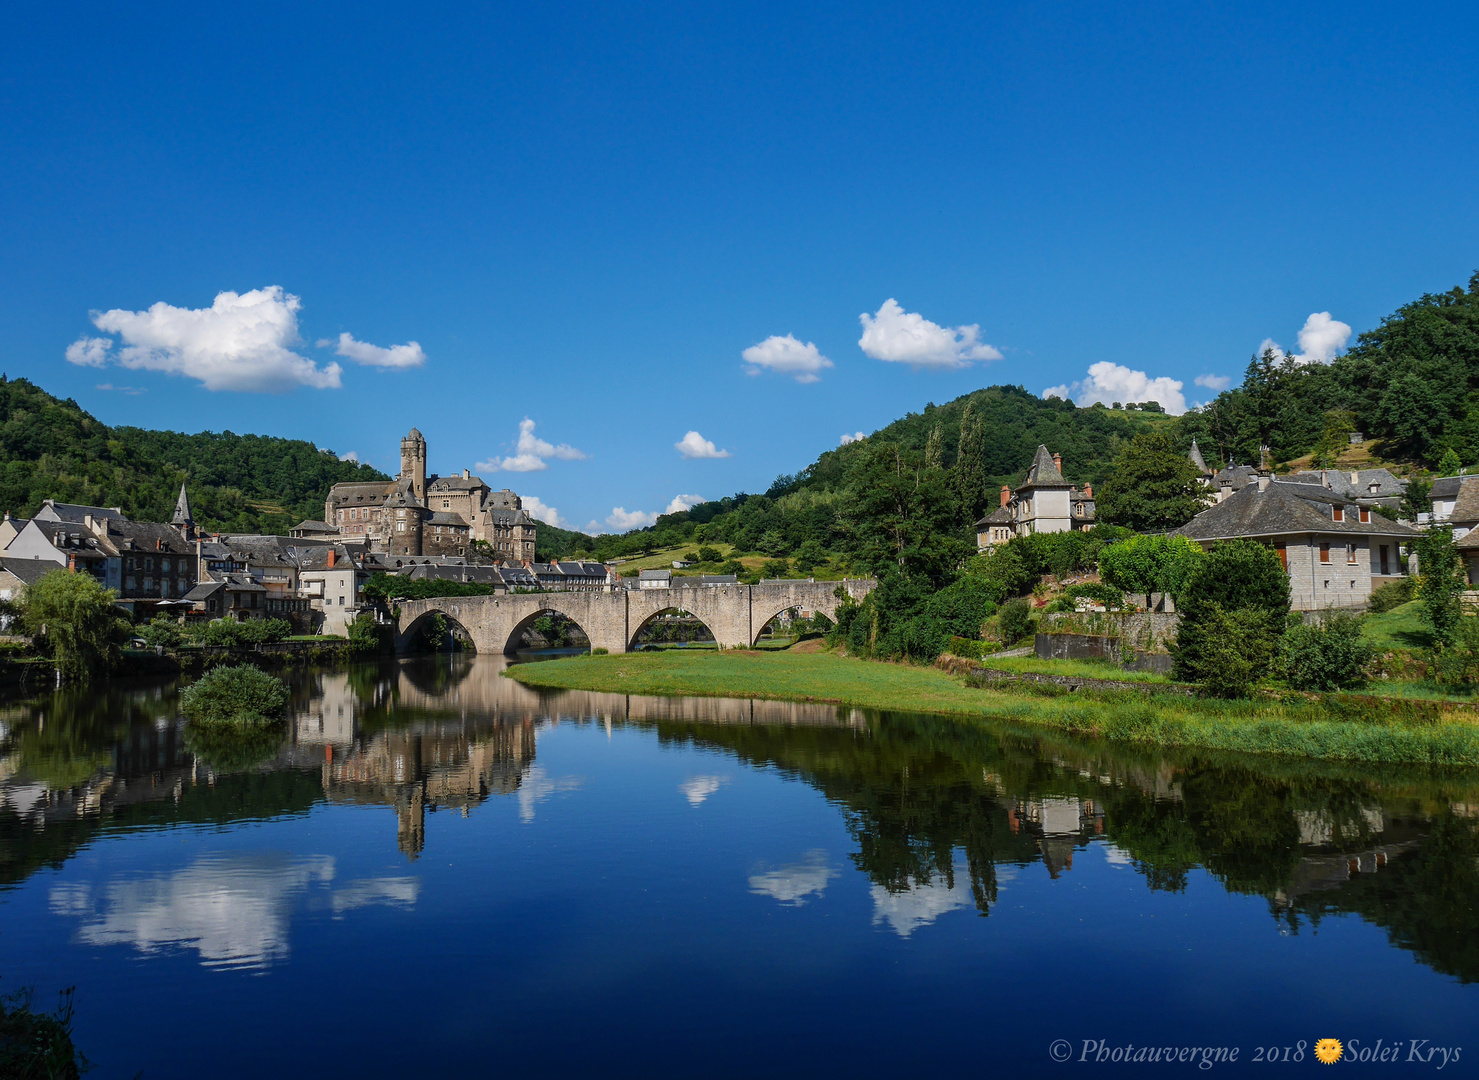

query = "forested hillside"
[1182, 271, 1479, 468]
[0, 377, 388, 533]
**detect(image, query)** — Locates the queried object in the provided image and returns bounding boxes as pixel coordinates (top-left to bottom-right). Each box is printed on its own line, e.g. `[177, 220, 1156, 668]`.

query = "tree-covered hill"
[0, 377, 388, 533]
[1181, 271, 1479, 468]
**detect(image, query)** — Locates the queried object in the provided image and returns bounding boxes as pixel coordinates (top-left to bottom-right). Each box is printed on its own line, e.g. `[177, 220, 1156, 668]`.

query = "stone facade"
[316, 428, 537, 562]
[976, 445, 1096, 551]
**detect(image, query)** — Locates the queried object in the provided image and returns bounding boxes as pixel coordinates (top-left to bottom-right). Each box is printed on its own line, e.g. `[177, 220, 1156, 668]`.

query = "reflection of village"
[2, 658, 1477, 971]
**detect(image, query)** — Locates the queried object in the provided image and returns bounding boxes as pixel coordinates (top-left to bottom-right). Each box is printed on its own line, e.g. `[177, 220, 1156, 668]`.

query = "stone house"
[297, 545, 370, 636]
[638, 569, 672, 589]
[1173, 476, 1415, 610]
[1428, 475, 1479, 536]
[976, 445, 1096, 551]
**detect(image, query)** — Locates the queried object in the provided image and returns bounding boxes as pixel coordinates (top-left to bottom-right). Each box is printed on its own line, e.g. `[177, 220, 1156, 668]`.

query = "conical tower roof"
[1019, 445, 1067, 488]
[171, 482, 193, 526]
[1189, 438, 1209, 474]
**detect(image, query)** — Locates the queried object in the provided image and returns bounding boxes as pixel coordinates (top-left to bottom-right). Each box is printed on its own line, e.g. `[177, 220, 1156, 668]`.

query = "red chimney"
[1053, 452, 1062, 472]
[327, 547, 336, 568]
[67, 553, 77, 573]
[999, 485, 1010, 508]
[1083, 483, 1093, 498]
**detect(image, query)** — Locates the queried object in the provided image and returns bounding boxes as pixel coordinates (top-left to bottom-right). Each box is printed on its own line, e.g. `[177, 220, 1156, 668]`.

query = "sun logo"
[1315, 1039, 1343, 1064]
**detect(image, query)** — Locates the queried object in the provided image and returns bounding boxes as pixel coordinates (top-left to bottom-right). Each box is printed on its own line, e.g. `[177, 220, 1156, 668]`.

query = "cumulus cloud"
[680, 775, 730, 806]
[870, 875, 972, 937]
[1258, 311, 1353, 366]
[665, 493, 705, 515]
[477, 418, 587, 473]
[605, 507, 657, 531]
[515, 766, 584, 823]
[67, 337, 111, 367]
[839, 431, 866, 445]
[858, 298, 1002, 370]
[748, 851, 838, 906]
[318, 331, 426, 369]
[742, 334, 834, 383]
[1194, 374, 1232, 392]
[675, 430, 731, 459]
[1043, 361, 1188, 415]
[67, 286, 344, 392]
[521, 495, 569, 529]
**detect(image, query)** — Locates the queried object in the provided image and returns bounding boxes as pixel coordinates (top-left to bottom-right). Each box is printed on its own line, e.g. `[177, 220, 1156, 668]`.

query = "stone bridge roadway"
[392, 578, 876, 655]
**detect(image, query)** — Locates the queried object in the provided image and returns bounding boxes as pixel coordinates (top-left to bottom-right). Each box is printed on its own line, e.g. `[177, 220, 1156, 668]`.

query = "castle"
[308, 428, 537, 561]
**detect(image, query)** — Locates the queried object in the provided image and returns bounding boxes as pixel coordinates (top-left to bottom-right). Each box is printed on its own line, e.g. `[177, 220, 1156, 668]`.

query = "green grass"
[505, 648, 1479, 766]
[972, 656, 1170, 683]
[1362, 599, 1433, 652]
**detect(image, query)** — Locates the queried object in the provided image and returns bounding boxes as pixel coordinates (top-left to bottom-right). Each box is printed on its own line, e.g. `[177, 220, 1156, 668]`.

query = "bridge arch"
[400, 608, 478, 653]
[501, 605, 594, 656]
[627, 604, 717, 651]
[748, 586, 847, 647]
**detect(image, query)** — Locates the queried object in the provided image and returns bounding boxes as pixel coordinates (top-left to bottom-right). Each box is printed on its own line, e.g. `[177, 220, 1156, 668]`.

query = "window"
[1319, 543, 1331, 564]
[145, 557, 154, 571]
[443, 500, 450, 509]
[160, 580, 169, 597]
[338, 596, 345, 606]
[1380, 545, 1390, 575]
[126, 576, 136, 590]
[1347, 543, 1358, 564]
[1333, 505, 1344, 522]
[1359, 508, 1370, 523]
[397, 522, 405, 532]
[208, 598, 217, 612]
[144, 577, 154, 591]
[162, 558, 170, 572]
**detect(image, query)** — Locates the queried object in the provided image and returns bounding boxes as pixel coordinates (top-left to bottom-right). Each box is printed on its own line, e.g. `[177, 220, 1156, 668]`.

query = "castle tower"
[400, 427, 427, 502]
[171, 482, 196, 539]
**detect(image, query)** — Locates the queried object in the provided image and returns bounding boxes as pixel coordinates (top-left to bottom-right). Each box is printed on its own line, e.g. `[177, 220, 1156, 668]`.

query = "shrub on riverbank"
[19, 570, 131, 684]
[0, 985, 87, 1079]
[196, 618, 291, 648]
[180, 665, 290, 728]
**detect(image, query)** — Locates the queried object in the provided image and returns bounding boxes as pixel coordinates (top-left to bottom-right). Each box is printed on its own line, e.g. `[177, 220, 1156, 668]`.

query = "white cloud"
[858, 298, 1003, 370]
[521, 495, 569, 529]
[1043, 361, 1188, 415]
[606, 507, 658, 531]
[839, 431, 866, 445]
[69, 286, 344, 392]
[742, 334, 834, 383]
[67, 337, 111, 367]
[675, 431, 731, 459]
[477, 418, 588, 473]
[603, 494, 705, 532]
[1194, 373, 1232, 392]
[515, 766, 584, 823]
[318, 331, 426, 369]
[679, 775, 729, 806]
[1258, 311, 1353, 366]
[870, 875, 972, 937]
[748, 851, 838, 906]
[95, 382, 144, 395]
[48, 854, 346, 971]
[584, 519, 603, 534]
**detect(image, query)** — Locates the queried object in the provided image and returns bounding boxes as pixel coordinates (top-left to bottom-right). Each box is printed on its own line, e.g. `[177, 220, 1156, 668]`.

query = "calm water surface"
[2, 656, 1477, 1077]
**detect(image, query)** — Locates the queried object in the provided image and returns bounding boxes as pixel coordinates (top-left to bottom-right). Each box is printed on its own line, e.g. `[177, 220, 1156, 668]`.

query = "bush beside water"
[181, 666, 291, 729]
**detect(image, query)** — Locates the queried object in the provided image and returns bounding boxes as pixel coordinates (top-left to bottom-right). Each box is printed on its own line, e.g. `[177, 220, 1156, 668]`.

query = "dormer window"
[1332, 505, 1344, 522]
[1359, 507, 1370, 523]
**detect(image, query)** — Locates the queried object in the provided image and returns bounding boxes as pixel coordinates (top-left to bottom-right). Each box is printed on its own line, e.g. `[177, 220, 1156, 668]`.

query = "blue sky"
[2, 2, 1476, 532]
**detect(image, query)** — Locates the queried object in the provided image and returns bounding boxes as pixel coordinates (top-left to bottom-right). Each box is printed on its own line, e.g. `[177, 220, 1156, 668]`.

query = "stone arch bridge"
[393, 579, 875, 655]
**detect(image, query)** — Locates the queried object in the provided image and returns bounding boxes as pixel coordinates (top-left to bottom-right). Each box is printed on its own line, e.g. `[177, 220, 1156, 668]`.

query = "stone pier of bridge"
[392, 579, 875, 655]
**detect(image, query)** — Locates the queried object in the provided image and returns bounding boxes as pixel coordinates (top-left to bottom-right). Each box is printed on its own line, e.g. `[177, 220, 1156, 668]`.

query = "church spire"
[172, 482, 194, 529]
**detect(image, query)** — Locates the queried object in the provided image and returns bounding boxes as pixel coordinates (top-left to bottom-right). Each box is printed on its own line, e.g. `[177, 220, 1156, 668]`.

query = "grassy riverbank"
[505, 649, 1479, 767]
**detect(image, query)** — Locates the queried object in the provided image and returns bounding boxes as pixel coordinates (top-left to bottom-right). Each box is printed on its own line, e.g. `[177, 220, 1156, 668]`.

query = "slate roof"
[1429, 476, 1463, 500]
[639, 569, 672, 581]
[1447, 476, 1479, 525]
[428, 475, 487, 491]
[485, 507, 535, 527]
[975, 506, 1014, 527]
[1174, 480, 1416, 543]
[403, 563, 505, 585]
[1019, 445, 1068, 488]
[499, 565, 539, 587]
[1210, 464, 1261, 491]
[0, 558, 61, 586]
[1188, 439, 1210, 474]
[33, 501, 125, 524]
[427, 511, 469, 527]
[1283, 468, 1407, 502]
[100, 520, 195, 555]
[326, 481, 395, 504]
[183, 580, 225, 602]
[291, 519, 339, 535]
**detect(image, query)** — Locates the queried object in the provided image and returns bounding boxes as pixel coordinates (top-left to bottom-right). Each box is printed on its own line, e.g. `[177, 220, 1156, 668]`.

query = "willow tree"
[22, 570, 130, 684]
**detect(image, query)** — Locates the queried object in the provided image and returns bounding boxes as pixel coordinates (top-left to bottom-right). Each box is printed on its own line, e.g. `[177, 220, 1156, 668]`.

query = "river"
[1, 655, 1476, 1076]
